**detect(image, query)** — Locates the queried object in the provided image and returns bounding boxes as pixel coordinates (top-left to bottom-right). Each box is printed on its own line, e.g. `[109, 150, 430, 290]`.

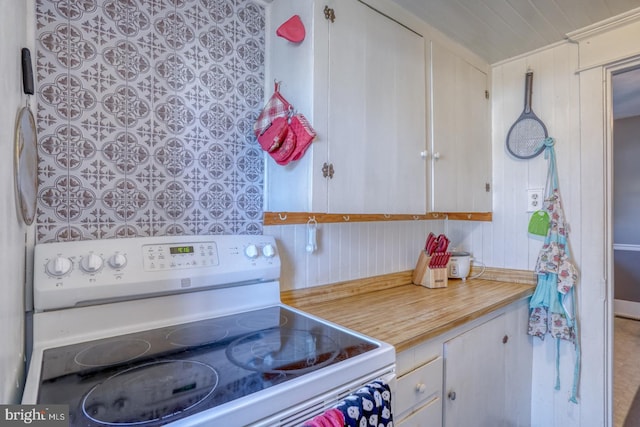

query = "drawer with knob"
[396, 356, 443, 421]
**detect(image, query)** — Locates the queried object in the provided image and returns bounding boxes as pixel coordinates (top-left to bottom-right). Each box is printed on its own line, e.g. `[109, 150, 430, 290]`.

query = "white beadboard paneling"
[265, 220, 443, 291]
[444, 220, 486, 262]
[482, 43, 581, 273]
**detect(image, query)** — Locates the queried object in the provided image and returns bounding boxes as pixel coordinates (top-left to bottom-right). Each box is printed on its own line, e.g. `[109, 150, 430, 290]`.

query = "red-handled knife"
[425, 232, 435, 253]
[442, 253, 451, 267]
[435, 235, 449, 253]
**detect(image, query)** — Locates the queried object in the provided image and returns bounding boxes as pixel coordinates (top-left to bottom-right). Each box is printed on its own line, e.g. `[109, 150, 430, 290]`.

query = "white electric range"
[21, 235, 395, 426]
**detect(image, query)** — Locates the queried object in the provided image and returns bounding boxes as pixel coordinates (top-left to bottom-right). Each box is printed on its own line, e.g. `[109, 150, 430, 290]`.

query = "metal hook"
[343, 215, 350, 222]
[306, 217, 318, 253]
[278, 213, 287, 221]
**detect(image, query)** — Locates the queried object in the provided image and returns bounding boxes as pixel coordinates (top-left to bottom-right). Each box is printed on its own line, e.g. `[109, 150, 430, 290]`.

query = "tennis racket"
[506, 71, 548, 159]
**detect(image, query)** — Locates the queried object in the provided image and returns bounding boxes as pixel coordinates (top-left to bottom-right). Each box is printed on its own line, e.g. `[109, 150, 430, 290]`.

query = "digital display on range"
[169, 246, 194, 255]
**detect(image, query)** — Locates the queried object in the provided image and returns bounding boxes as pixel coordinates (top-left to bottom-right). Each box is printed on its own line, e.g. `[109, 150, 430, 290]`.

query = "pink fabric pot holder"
[254, 83, 317, 165]
[254, 82, 292, 138]
[276, 15, 305, 43]
[288, 113, 316, 162]
[272, 124, 297, 165]
[257, 116, 289, 153]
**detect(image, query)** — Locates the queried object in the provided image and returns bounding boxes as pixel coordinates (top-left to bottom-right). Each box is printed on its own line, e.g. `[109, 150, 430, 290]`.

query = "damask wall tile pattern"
[35, 0, 265, 242]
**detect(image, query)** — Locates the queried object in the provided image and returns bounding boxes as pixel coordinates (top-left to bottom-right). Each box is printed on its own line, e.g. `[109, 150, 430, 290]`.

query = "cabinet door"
[503, 299, 533, 426]
[431, 40, 491, 212]
[327, 1, 426, 214]
[443, 314, 506, 427]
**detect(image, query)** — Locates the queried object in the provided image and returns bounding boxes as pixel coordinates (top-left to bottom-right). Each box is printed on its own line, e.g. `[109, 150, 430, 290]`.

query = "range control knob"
[244, 244, 259, 259]
[46, 256, 73, 277]
[262, 243, 276, 258]
[109, 253, 128, 269]
[80, 253, 104, 273]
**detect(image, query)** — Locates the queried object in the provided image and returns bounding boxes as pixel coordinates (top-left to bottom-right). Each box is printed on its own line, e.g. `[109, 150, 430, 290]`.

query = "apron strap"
[543, 138, 559, 196]
[569, 286, 581, 403]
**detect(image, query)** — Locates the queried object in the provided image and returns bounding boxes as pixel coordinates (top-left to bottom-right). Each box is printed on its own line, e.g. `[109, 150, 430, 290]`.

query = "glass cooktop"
[37, 305, 377, 426]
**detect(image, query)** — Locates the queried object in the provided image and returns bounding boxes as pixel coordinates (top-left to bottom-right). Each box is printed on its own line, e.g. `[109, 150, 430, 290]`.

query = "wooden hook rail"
[263, 212, 492, 225]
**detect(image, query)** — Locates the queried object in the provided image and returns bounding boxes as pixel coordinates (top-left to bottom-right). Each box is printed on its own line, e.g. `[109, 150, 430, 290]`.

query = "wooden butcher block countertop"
[282, 269, 536, 353]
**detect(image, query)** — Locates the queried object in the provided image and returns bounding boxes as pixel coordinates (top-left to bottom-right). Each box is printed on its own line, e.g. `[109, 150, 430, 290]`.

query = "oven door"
[172, 368, 396, 427]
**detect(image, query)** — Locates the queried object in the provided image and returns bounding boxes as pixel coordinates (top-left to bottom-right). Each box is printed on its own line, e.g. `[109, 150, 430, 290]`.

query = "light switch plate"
[527, 189, 544, 212]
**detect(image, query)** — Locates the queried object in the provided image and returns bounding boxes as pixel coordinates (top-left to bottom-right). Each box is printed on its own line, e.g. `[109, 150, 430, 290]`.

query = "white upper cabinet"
[430, 40, 492, 212]
[265, 0, 427, 214]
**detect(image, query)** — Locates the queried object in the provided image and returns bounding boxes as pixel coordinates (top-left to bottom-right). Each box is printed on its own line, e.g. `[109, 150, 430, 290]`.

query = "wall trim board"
[614, 244, 640, 251]
[566, 7, 640, 42]
[614, 299, 640, 319]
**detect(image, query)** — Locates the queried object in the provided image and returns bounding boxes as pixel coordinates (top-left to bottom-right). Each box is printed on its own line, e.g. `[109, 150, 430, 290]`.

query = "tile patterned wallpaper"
[35, 0, 265, 242]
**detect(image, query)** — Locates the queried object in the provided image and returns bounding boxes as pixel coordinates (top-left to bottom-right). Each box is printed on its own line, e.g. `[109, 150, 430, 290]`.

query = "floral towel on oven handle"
[302, 380, 393, 427]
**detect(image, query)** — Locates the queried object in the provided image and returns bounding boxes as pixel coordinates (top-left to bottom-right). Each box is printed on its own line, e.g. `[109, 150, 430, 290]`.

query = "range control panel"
[142, 241, 220, 271]
[33, 235, 280, 311]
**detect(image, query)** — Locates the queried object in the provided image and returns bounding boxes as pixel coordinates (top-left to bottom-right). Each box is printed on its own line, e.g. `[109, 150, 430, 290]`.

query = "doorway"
[610, 66, 640, 427]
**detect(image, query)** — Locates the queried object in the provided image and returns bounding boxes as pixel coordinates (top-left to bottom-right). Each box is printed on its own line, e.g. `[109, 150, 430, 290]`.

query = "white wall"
[0, 0, 30, 404]
[265, 220, 445, 291]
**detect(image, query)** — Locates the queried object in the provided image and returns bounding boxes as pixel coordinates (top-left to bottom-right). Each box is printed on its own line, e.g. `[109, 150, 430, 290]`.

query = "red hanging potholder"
[289, 113, 316, 161]
[254, 82, 292, 138]
[272, 123, 297, 165]
[258, 116, 289, 153]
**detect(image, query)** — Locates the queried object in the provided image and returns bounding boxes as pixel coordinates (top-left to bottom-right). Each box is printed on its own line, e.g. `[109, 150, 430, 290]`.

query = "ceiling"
[389, 0, 640, 64]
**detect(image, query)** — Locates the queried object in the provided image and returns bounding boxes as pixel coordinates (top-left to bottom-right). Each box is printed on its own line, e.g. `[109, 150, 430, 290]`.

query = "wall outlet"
[527, 189, 544, 212]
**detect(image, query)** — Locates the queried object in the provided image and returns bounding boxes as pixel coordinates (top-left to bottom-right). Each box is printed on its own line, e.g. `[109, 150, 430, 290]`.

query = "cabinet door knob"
[433, 152, 441, 160]
[448, 391, 457, 401]
[503, 335, 509, 344]
[416, 383, 427, 393]
[420, 150, 428, 159]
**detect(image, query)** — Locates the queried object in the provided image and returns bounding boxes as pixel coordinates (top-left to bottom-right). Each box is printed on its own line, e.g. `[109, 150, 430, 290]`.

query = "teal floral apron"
[527, 138, 581, 403]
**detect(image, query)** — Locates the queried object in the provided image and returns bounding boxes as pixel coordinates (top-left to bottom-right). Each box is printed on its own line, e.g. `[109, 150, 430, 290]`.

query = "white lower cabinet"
[443, 314, 507, 427]
[395, 299, 531, 427]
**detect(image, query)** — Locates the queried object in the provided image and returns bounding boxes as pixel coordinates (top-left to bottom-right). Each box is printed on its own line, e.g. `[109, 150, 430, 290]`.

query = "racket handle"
[21, 48, 34, 96]
[524, 71, 533, 113]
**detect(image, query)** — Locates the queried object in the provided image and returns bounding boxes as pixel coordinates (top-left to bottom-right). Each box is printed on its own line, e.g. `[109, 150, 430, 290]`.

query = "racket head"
[506, 114, 548, 159]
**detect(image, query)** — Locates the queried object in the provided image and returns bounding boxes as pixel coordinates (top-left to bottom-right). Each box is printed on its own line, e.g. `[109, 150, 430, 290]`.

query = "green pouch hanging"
[528, 210, 550, 236]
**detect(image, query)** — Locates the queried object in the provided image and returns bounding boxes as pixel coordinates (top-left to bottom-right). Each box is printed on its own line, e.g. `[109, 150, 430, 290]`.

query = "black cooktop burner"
[236, 312, 288, 329]
[74, 339, 151, 367]
[166, 322, 229, 347]
[36, 305, 378, 426]
[226, 328, 339, 375]
[82, 360, 219, 425]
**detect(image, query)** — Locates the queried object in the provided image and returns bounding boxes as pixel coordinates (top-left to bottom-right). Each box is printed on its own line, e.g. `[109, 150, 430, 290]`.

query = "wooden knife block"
[412, 251, 449, 288]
